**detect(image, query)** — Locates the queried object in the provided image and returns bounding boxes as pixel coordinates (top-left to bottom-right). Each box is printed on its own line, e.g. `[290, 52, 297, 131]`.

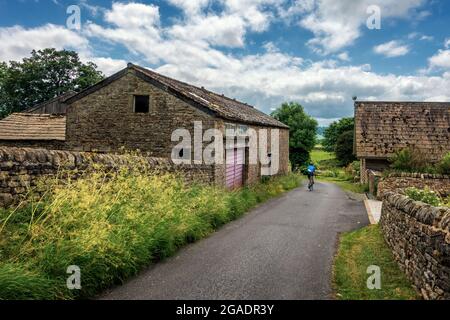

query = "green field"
[333, 225, 419, 300]
[310, 147, 368, 194]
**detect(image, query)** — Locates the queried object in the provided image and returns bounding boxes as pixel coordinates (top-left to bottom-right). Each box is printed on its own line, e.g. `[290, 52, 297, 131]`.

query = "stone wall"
[0, 140, 66, 150]
[355, 101, 450, 161]
[66, 69, 215, 155]
[0, 147, 214, 208]
[380, 192, 450, 300]
[377, 173, 450, 199]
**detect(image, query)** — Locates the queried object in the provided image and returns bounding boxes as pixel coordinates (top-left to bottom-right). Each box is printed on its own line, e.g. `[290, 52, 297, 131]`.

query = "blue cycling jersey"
[307, 165, 316, 173]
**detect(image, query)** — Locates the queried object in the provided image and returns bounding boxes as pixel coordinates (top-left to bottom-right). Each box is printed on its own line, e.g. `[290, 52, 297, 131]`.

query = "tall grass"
[0, 159, 301, 300]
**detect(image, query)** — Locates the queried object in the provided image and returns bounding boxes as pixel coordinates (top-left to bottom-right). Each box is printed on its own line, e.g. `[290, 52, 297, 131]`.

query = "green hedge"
[0, 163, 301, 300]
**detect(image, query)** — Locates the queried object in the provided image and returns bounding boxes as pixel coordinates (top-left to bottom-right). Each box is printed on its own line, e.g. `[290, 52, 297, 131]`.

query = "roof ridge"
[131, 65, 254, 108]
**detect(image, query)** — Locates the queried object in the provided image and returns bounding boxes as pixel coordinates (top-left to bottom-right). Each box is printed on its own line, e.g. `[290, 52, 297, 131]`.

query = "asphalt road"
[100, 181, 369, 300]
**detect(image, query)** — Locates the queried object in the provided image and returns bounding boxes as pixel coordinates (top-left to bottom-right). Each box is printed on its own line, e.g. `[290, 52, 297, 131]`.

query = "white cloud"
[428, 50, 450, 70]
[374, 40, 410, 57]
[0, 24, 88, 62]
[167, 0, 210, 16]
[294, 0, 427, 54]
[408, 32, 433, 41]
[445, 38, 450, 49]
[105, 2, 160, 29]
[337, 52, 350, 61]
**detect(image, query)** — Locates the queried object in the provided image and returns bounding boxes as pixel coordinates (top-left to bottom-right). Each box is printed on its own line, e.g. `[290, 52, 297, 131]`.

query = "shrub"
[0, 161, 302, 299]
[389, 147, 432, 173]
[405, 187, 442, 207]
[335, 130, 356, 166]
[436, 152, 450, 175]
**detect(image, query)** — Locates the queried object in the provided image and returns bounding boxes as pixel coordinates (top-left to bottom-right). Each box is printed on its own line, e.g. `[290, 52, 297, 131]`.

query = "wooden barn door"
[226, 148, 245, 189]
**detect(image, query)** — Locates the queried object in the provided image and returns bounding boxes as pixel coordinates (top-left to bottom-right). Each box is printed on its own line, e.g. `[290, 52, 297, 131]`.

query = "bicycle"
[308, 173, 315, 191]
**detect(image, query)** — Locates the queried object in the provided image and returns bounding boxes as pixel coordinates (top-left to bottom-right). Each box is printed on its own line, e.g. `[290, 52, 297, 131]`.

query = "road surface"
[100, 181, 369, 300]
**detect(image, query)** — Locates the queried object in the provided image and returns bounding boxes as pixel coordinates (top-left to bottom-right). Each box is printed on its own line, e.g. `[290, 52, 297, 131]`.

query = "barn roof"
[354, 101, 450, 161]
[66, 63, 289, 129]
[0, 113, 66, 141]
[25, 91, 77, 114]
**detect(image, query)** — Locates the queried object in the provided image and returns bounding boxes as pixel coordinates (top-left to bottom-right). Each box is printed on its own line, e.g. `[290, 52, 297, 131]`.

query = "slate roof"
[0, 113, 66, 141]
[355, 101, 450, 160]
[66, 63, 289, 129]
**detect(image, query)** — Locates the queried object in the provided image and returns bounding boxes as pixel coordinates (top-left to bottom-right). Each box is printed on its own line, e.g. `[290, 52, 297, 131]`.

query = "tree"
[323, 117, 354, 152]
[0, 48, 104, 118]
[335, 130, 356, 165]
[271, 102, 318, 170]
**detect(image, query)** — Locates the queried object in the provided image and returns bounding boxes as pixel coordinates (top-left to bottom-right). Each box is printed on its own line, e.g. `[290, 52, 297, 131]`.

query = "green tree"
[323, 117, 354, 152]
[0, 48, 104, 118]
[335, 130, 356, 165]
[271, 102, 318, 170]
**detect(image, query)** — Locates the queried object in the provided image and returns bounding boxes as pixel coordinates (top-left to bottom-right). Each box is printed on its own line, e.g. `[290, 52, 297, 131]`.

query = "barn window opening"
[134, 95, 150, 113]
[179, 148, 184, 158]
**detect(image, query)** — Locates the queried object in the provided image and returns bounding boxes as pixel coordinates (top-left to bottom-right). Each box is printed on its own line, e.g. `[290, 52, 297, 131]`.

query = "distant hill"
[317, 127, 327, 136]
[317, 126, 327, 140]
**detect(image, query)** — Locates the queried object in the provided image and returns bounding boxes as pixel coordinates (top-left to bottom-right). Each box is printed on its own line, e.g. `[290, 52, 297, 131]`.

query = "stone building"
[0, 63, 289, 188]
[354, 101, 450, 182]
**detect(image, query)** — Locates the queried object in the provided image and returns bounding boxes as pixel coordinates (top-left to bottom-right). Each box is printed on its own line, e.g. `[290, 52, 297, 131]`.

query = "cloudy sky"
[1, 0, 449, 125]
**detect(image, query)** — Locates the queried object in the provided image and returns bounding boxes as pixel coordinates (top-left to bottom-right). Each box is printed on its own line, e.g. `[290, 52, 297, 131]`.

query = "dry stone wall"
[377, 172, 450, 199]
[0, 147, 214, 207]
[380, 192, 450, 300]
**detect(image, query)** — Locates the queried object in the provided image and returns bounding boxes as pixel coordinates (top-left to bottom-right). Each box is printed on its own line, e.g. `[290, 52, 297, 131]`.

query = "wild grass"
[0, 160, 302, 300]
[333, 225, 419, 300]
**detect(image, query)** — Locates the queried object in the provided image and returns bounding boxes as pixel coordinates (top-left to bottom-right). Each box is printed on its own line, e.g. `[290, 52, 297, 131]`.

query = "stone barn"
[354, 101, 450, 182]
[0, 63, 290, 188]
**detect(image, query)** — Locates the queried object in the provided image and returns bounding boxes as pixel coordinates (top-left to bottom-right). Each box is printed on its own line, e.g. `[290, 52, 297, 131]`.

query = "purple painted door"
[226, 148, 245, 189]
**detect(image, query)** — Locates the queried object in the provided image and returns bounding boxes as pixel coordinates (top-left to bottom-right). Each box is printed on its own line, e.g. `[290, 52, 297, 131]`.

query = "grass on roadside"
[333, 225, 419, 300]
[0, 160, 302, 300]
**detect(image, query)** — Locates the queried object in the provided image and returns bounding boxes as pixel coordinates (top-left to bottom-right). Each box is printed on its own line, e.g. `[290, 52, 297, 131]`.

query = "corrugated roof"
[355, 101, 450, 160]
[0, 113, 66, 141]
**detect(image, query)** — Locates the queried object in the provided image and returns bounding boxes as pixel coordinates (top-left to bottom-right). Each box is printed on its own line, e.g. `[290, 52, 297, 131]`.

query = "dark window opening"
[134, 95, 150, 113]
[179, 149, 184, 158]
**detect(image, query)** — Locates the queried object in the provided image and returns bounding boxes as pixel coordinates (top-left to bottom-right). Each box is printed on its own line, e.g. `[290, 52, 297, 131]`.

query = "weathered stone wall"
[355, 101, 450, 161]
[65, 69, 290, 187]
[212, 121, 290, 186]
[0, 140, 66, 150]
[0, 147, 214, 207]
[377, 173, 450, 199]
[66, 69, 215, 156]
[380, 192, 450, 300]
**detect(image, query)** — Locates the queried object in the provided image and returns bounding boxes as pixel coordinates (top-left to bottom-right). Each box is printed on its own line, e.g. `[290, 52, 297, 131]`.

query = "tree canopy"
[271, 102, 318, 169]
[322, 117, 354, 152]
[0, 48, 104, 118]
[335, 130, 356, 165]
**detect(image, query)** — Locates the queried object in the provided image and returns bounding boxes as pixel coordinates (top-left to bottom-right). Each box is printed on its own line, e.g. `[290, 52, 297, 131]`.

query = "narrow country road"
[100, 181, 369, 300]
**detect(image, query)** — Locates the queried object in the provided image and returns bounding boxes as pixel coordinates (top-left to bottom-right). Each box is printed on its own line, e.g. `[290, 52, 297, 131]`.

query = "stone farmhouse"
[0, 63, 289, 189]
[354, 101, 450, 182]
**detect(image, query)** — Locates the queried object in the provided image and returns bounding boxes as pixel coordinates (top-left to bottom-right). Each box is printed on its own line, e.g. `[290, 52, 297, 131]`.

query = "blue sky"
[1, 0, 449, 125]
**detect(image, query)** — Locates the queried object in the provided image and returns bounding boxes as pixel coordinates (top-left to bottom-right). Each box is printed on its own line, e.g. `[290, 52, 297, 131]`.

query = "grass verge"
[333, 224, 419, 300]
[0, 161, 302, 300]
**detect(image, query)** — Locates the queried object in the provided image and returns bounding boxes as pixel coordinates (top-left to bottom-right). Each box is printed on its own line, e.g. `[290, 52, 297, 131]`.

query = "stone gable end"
[66, 70, 215, 156]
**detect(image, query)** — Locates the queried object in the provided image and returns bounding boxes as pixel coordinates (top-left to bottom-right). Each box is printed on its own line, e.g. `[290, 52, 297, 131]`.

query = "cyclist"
[307, 163, 316, 191]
